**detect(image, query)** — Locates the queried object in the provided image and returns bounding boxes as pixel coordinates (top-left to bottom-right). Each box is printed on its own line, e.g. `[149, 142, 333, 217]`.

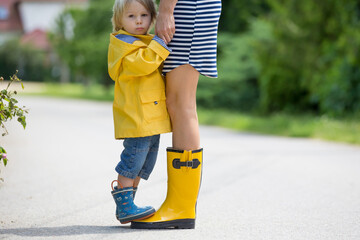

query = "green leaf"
[3, 158, 7, 166]
[18, 116, 26, 129]
[21, 82, 24, 90]
[16, 111, 23, 117]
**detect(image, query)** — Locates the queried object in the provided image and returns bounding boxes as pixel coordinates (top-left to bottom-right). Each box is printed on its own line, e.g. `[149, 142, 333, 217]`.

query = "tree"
[50, 0, 114, 87]
[255, 0, 360, 114]
[218, 0, 269, 33]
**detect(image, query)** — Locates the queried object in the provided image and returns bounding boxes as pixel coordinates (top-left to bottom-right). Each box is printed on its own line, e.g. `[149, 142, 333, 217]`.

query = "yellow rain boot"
[131, 148, 203, 229]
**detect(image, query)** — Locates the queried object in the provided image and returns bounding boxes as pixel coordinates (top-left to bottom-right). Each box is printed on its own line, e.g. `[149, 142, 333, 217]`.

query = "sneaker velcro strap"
[172, 158, 201, 169]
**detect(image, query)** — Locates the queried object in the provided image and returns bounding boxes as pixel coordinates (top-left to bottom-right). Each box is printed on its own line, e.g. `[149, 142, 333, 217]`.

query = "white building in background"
[0, 0, 88, 44]
[0, 0, 88, 82]
[18, 0, 87, 33]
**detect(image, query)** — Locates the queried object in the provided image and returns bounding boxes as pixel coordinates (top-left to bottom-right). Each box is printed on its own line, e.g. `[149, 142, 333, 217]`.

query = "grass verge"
[19, 82, 360, 145]
[21, 83, 114, 101]
[198, 108, 360, 145]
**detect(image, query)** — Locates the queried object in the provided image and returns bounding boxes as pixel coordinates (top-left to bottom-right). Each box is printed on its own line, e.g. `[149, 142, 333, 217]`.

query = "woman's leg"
[130, 65, 202, 229]
[166, 64, 200, 150]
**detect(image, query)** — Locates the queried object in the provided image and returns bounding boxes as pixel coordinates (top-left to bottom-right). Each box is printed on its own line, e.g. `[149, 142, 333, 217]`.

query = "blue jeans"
[115, 135, 160, 180]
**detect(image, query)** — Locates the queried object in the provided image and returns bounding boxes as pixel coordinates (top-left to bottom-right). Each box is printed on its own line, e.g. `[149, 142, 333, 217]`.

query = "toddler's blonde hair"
[111, 0, 157, 33]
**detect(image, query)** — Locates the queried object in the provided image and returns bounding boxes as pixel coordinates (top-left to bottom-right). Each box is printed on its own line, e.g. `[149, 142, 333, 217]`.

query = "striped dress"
[162, 0, 222, 78]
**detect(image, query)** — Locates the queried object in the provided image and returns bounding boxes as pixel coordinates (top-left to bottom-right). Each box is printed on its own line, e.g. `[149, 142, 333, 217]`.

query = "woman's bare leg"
[166, 64, 200, 150]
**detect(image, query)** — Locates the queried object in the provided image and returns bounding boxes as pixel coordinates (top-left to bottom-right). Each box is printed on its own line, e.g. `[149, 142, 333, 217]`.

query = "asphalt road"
[1, 96, 359, 240]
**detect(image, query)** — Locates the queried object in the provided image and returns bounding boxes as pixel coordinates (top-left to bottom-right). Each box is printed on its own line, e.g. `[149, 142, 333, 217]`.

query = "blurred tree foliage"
[219, 0, 269, 33]
[255, 0, 360, 115]
[47, 0, 360, 116]
[50, 0, 113, 87]
[197, 22, 267, 111]
[198, 0, 360, 116]
[0, 40, 51, 81]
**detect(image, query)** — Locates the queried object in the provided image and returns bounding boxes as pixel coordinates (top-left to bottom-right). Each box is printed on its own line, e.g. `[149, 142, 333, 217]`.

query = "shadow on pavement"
[0, 225, 143, 237]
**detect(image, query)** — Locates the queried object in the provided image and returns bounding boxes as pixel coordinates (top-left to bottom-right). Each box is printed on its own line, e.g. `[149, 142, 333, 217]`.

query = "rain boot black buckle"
[172, 158, 201, 169]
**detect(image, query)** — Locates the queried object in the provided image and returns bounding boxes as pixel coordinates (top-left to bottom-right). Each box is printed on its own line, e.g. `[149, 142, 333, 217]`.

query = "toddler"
[108, 0, 171, 224]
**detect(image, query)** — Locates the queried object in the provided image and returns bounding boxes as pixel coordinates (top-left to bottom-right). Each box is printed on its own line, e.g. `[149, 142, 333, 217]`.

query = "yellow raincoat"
[108, 30, 172, 139]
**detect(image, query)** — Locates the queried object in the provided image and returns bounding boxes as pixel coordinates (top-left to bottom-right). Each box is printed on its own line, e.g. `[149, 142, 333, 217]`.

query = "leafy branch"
[0, 71, 28, 181]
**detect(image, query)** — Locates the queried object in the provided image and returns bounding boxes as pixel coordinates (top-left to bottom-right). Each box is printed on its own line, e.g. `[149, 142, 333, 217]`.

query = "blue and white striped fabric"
[162, 0, 222, 78]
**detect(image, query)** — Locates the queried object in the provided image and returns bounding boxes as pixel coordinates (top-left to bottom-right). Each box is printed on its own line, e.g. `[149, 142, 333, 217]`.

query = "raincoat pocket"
[140, 89, 168, 122]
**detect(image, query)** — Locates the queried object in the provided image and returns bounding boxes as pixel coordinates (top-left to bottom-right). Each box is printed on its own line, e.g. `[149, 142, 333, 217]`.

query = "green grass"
[198, 108, 360, 145]
[20, 82, 360, 145]
[21, 83, 114, 101]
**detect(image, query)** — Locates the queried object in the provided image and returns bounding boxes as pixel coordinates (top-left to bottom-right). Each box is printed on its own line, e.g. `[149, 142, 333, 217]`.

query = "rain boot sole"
[119, 209, 155, 224]
[131, 219, 195, 229]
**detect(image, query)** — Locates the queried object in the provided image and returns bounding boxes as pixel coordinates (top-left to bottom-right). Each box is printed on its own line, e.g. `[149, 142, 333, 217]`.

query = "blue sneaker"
[111, 181, 155, 224]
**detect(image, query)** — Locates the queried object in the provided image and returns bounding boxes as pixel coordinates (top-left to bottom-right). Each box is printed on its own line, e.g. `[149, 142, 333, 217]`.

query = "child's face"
[121, 0, 152, 35]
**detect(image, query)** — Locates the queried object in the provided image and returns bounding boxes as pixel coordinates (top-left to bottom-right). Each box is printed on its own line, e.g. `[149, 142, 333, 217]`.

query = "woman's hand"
[155, 12, 175, 44]
[155, 0, 178, 44]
